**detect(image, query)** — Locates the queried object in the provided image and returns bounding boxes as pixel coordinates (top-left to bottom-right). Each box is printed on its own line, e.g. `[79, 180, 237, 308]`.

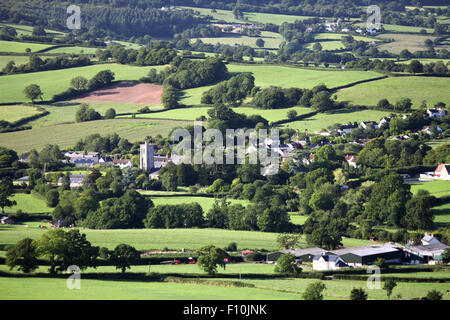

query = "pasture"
[0, 118, 190, 154]
[432, 203, 450, 228]
[281, 109, 391, 133]
[304, 41, 345, 51]
[0, 40, 55, 53]
[5, 193, 51, 214]
[409, 180, 450, 198]
[179, 6, 315, 25]
[180, 64, 383, 105]
[376, 34, 441, 54]
[242, 278, 450, 300]
[0, 55, 30, 69]
[0, 23, 65, 37]
[43, 46, 99, 54]
[336, 76, 450, 107]
[0, 63, 164, 104]
[150, 196, 248, 212]
[0, 277, 301, 300]
[192, 31, 284, 49]
[0, 225, 370, 251]
[118, 106, 313, 122]
[0, 104, 43, 123]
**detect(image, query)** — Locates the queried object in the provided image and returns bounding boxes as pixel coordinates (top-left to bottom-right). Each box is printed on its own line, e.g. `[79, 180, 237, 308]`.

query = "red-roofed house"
[345, 155, 358, 168]
[434, 164, 450, 180]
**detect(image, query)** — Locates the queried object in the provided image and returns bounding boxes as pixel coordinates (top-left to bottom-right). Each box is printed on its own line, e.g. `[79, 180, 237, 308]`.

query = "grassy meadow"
[180, 64, 383, 105]
[119, 106, 313, 122]
[0, 40, 55, 53]
[376, 34, 440, 54]
[192, 31, 284, 49]
[0, 224, 371, 251]
[44, 46, 99, 54]
[0, 277, 302, 300]
[5, 193, 51, 214]
[0, 55, 30, 69]
[0, 104, 44, 123]
[0, 119, 190, 154]
[150, 196, 248, 212]
[0, 63, 165, 104]
[281, 108, 391, 133]
[410, 180, 450, 198]
[336, 76, 450, 107]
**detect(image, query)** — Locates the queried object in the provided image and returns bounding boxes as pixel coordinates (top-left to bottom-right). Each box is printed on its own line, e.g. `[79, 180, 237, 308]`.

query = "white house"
[421, 233, 441, 246]
[434, 164, 450, 181]
[345, 155, 358, 168]
[360, 121, 379, 130]
[113, 159, 132, 169]
[313, 253, 349, 271]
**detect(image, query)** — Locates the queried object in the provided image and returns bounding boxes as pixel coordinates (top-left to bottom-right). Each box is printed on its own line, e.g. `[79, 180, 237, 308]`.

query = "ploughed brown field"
[76, 83, 163, 104]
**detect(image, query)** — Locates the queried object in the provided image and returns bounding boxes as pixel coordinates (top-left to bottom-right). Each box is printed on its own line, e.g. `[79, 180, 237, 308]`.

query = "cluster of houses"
[267, 233, 449, 270]
[322, 19, 378, 37]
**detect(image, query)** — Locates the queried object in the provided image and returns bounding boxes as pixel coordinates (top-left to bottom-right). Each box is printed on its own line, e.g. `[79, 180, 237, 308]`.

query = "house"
[344, 155, 358, 168]
[57, 174, 86, 188]
[19, 151, 38, 163]
[421, 233, 440, 246]
[0, 216, 15, 225]
[330, 244, 402, 267]
[338, 124, 357, 135]
[313, 253, 349, 271]
[379, 117, 391, 127]
[267, 247, 325, 263]
[314, 130, 331, 136]
[366, 28, 378, 35]
[113, 159, 132, 169]
[426, 108, 447, 118]
[154, 155, 170, 169]
[360, 121, 379, 130]
[73, 158, 96, 168]
[434, 164, 450, 180]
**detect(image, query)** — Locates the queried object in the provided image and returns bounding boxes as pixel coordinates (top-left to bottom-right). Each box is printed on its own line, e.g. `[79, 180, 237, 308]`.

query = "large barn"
[329, 245, 402, 267]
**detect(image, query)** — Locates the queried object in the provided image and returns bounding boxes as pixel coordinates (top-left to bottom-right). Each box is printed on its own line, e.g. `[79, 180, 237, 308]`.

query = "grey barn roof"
[330, 245, 400, 257]
[407, 242, 448, 254]
[281, 247, 325, 256]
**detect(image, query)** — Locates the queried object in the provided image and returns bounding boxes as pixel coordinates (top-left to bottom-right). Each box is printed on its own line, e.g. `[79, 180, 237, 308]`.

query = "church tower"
[140, 141, 154, 172]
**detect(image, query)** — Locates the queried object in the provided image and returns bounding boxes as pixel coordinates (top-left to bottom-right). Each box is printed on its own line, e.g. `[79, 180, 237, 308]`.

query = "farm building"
[403, 242, 448, 264]
[266, 247, 325, 263]
[312, 253, 349, 271]
[57, 174, 86, 188]
[329, 244, 402, 267]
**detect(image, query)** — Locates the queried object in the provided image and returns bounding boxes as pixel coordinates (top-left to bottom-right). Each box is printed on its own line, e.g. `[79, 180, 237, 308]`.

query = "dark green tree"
[6, 238, 39, 273]
[110, 244, 140, 274]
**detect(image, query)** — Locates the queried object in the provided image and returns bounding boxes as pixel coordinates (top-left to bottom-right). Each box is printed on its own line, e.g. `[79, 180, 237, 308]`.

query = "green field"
[0, 225, 370, 251]
[0, 23, 66, 38]
[0, 277, 301, 300]
[432, 203, 450, 228]
[180, 64, 383, 105]
[29, 101, 162, 128]
[410, 180, 450, 198]
[0, 40, 55, 53]
[282, 108, 391, 133]
[304, 41, 345, 51]
[5, 193, 51, 214]
[289, 213, 308, 226]
[427, 138, 450, 149]
[150, 196, 248, 212]
[376, 34, 442, 54]
[193, 31, 283, 49]
[119, 106, 313, 122]
[0, 55, 30, 69]
[0, 104, 43, 123]
[0, 63, 164, 104]
[0, 119, 190, 154]
[44, 46, 99, 54]
[336, 76, 450, 107]
[314, 33, 380, 42]
[242, 278, 450, 300]
[179, 6, 315, 25]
